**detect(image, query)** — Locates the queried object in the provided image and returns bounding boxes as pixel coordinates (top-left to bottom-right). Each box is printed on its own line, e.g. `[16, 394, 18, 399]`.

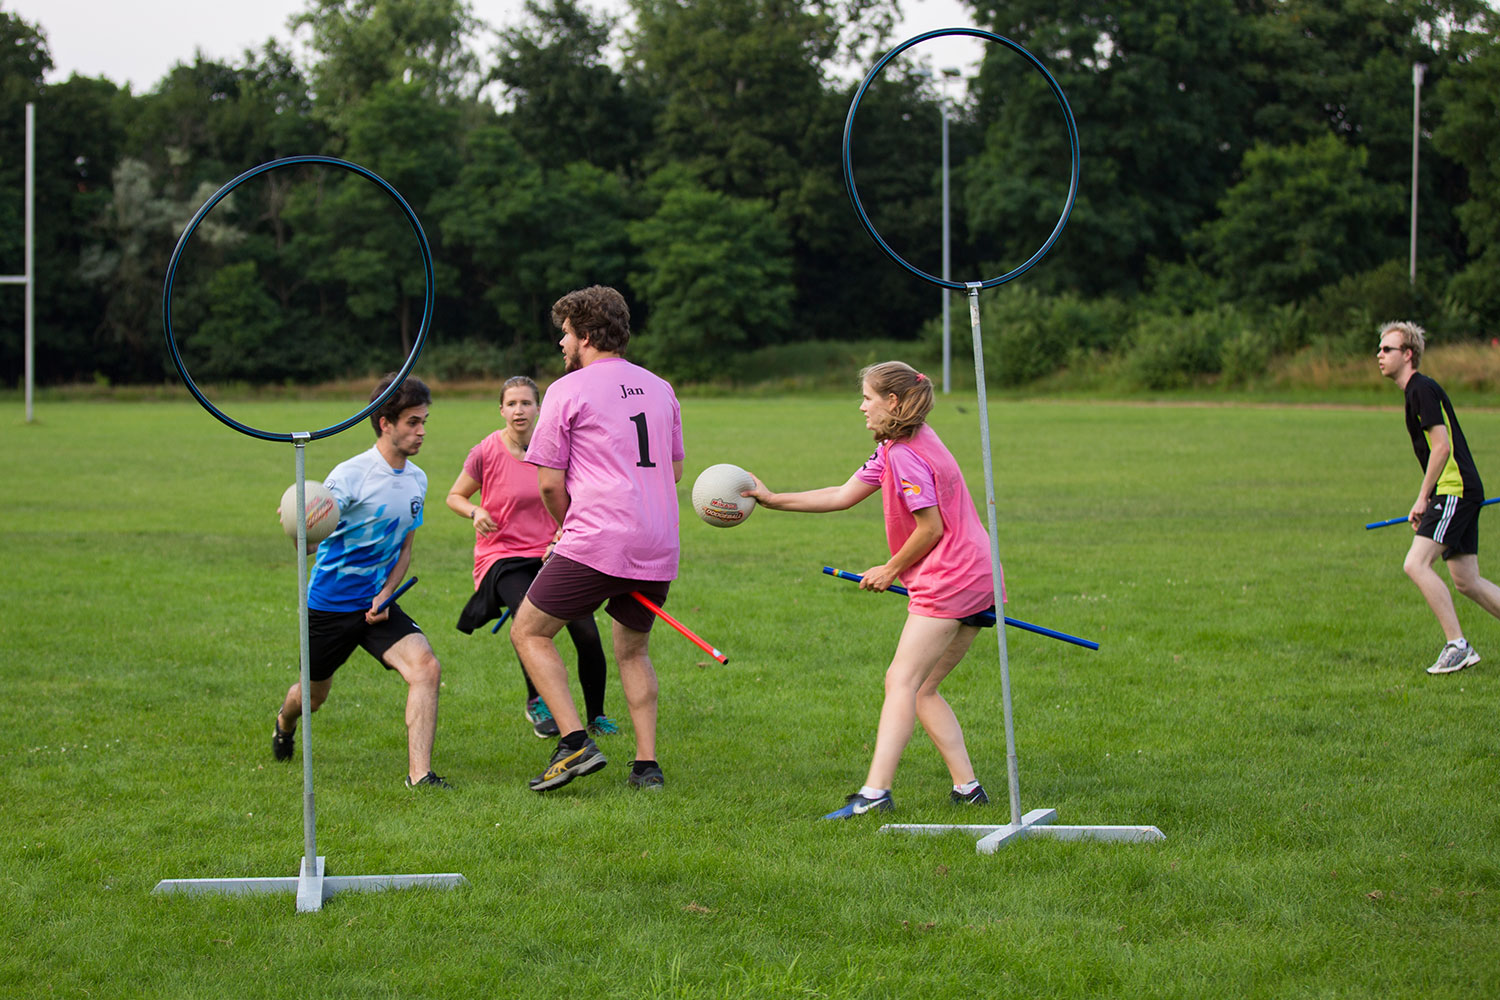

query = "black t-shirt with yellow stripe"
[1405, 372, 1484, 500]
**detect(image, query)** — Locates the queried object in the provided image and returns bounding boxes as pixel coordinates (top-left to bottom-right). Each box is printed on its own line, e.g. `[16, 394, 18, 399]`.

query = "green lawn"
[3, 394, 1496, 998]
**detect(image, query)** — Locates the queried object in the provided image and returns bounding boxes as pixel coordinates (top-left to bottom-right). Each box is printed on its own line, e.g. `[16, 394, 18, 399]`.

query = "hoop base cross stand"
[152, 155, 466, 911]
[843, 33, 1161, 852]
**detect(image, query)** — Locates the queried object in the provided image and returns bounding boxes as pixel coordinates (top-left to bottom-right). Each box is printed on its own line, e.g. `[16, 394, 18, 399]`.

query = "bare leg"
[1447, 554, 1500, 621]
[511, 598, 584, 736]
[612, 621, 658, 763]
[914, 625, 983, 785]
[382, 633, 442, 782]
[864, 615, 964, 791]
[277, 678, 333, 732]
[1404, 535, 1464, 641]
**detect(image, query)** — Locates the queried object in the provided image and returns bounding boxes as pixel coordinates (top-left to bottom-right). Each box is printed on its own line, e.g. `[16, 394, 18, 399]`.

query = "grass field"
[4, 393, 1498, 998]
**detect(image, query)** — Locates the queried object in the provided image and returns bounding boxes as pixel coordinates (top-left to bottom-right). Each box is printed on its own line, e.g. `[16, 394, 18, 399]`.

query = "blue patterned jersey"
[308, 446, 427, 612]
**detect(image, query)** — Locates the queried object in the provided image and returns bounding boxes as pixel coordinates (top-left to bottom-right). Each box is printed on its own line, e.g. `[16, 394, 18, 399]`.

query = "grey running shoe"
[526, 697, 560, 739]
[405, 771, 452, 789]
[271, 714, 295, 762]
[529, 738, 607, 792]
[626, 761, 664, 790]
[1427, 640, 1480, 674]
[588, 715, 620, 736]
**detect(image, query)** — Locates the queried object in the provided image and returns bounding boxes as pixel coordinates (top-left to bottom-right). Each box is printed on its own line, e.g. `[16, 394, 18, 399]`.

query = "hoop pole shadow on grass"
[152, 155, 465, 912]
[842, 30, 1159, 851]
[1365, 496, 1500, 529]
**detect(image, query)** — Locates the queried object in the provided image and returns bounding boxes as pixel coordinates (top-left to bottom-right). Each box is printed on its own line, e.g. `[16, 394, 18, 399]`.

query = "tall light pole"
[1410, 62, 1425, 288]
[939, 68, 960, 394]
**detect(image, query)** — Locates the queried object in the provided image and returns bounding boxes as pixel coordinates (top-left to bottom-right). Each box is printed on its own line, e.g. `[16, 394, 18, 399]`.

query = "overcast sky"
[10, 0, 984, 93]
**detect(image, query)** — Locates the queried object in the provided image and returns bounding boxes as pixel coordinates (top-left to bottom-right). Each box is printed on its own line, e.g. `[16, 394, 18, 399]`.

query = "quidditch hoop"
[842, 29, 1080, 290]
[162, 155, 434, 442]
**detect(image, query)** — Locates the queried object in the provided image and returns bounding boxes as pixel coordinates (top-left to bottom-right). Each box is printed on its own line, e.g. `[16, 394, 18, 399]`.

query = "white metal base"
[881, 808, 1164, 854]
[153, 855, 469, 912]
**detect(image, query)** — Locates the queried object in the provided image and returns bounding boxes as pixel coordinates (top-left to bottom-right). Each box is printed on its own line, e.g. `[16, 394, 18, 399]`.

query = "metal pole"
[966, 283, 1021, 825]
[941, 89, 951, 394]
[294, 436, 317, 868]
[1410, 63, 1424, 287]
[23, 102, 34, 424]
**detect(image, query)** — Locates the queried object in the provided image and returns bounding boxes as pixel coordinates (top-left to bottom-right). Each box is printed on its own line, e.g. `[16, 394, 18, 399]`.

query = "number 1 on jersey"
[630, 412, 656, 468]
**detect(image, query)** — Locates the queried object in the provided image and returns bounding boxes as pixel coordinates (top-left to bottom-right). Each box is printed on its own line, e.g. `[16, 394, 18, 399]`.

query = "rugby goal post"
[0, 103, 34, 423]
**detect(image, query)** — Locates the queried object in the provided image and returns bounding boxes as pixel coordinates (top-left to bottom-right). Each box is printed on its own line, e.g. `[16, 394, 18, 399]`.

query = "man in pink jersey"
[512, 285, 684, 792]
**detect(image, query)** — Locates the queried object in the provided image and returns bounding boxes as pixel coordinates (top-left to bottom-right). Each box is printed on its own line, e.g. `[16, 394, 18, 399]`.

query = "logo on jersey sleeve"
[411, 496, 424, 518]
[900, 478, 921, 497]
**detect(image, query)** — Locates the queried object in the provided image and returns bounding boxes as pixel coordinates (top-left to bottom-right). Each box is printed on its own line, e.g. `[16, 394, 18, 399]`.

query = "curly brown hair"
[860, 361, 933, 442]
[551, 285, 631, 354]
[369, 372, 431, 436]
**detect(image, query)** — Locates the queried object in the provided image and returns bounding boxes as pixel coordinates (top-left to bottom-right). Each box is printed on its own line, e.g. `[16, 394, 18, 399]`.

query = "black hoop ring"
[161, 155, 434, 442]
[842, 29, 1080, 290]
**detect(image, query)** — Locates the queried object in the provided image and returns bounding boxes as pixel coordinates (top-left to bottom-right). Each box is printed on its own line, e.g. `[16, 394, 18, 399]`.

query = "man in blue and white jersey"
[272, 373, 450, 787]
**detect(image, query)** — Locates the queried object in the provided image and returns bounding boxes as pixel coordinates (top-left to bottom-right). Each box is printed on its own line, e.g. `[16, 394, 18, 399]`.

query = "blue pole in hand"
[375, 576, 416, 615]
[821, 566, 1099, 651]
[1365, 496, 1499, 530]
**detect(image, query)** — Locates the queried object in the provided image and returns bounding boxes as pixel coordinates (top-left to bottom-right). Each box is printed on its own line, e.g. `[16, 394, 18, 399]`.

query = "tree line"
[0, 0, 1496, 389]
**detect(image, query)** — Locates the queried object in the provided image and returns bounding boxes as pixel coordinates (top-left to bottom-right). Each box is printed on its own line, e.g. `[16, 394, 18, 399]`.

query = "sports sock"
[631, 759, 659, 775]
[859, 785, 890, 801]
[558, 729, 587, 752]
[954, 779, 981, 795]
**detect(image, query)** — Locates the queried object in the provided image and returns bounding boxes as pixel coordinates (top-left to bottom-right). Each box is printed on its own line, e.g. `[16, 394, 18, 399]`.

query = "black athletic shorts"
[307, 603, 424, 682]
[456, 556, 543, 634]
[526, 554, 669, 634]
[1417, 494, 1482, 560]
[957, 605, 997, 629]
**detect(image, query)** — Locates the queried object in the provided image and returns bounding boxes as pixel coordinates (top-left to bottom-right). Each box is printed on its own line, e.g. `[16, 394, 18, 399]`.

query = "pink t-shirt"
[856, 423, 999, 618]
[463, 429, 556, 587]
[525, 357, 684, 581]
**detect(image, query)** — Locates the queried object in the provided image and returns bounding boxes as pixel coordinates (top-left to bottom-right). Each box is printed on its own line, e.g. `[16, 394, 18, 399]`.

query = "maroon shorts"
[526, 554, 670, 633]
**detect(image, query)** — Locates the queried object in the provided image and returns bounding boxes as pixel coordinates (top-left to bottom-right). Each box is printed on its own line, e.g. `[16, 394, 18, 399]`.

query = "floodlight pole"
[1409, 62, 1425, 287]
[1, 104, 34, 422]
[940, 81, 952, 394]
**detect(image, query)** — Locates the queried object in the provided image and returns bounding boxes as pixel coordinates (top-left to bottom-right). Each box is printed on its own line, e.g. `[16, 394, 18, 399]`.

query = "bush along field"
[3, 395, 1497, 999]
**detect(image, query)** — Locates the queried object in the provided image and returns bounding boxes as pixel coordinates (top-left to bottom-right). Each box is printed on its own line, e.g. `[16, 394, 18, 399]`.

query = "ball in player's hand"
[692, 464, 756, 528]
[279, 482, 339, 543]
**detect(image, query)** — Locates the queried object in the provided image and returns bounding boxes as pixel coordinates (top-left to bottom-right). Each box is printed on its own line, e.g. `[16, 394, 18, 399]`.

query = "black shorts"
[1418, 494, 1482, 559]
[307, 604, 424, 682]
[526, 554, 669, 634]
[456, 556, 544, 634]
[957, 605, 997, 629]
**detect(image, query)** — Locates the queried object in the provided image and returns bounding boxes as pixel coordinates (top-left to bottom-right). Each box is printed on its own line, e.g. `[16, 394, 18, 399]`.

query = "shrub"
[1126, 306, 1251, 389]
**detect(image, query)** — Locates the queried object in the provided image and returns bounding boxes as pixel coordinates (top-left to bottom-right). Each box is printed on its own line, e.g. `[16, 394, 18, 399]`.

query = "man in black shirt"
[1378, 320, 1500, 674]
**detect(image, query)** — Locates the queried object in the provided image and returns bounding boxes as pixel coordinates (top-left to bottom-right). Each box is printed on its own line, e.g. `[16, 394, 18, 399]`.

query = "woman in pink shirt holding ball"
[745, 361, 996, 820]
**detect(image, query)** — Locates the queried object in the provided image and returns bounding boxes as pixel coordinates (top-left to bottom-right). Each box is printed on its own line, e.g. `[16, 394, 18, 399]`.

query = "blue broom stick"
[821, 567, 1098, 651]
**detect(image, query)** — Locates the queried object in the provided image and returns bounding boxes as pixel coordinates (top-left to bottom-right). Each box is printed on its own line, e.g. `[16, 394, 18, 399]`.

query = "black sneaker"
[529, 737, 607, 792]
[626, 761, 664, 790]
[405, 771, 452, 789]
[271, 714, 295, 762]
[526, 697, 560, 739]
[951, 783, 989, 805]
